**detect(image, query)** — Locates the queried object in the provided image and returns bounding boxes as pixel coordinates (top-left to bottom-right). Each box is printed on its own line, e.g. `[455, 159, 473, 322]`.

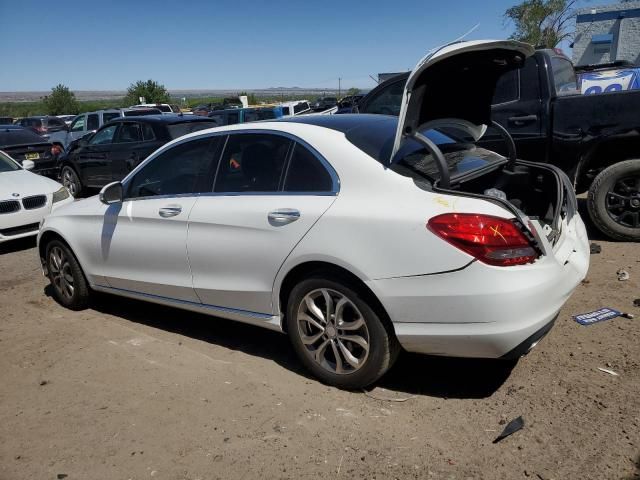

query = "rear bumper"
[368, 218, 589, 359]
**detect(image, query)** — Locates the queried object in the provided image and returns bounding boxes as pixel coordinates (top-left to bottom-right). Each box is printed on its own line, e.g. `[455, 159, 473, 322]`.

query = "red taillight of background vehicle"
[51, 145, 62, 155]
[427, 213, 539, 266]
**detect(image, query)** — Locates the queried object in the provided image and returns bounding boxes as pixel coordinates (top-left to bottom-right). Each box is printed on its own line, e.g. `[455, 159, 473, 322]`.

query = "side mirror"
[22, 160, 35, 170]
[99, 181, 123, 205]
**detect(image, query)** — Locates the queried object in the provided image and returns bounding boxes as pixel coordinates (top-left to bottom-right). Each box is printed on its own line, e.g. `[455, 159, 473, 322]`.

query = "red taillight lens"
[427, 213, 538, 266]
[51, 145, 62, 155]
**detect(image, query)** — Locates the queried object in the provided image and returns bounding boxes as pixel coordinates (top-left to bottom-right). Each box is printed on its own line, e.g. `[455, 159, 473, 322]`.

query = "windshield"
[168, 121, 218, 139]
[0, 151, 20, 172]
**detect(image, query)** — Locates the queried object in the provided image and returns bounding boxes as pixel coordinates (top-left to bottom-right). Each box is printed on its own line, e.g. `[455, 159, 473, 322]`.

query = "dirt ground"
[1, 204, 639, 480]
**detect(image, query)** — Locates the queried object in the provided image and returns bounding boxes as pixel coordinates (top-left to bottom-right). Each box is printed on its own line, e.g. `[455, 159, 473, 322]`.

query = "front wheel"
[286, 276, 399, 389]
[587, 159, 640, 241]
[61, 166, 82, 198]
[45, 240, 90, 310]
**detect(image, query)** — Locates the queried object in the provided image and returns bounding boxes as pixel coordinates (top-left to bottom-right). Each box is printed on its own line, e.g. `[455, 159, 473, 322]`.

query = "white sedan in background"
[37, 40, 589, 389]
[0, 151, 72, 243]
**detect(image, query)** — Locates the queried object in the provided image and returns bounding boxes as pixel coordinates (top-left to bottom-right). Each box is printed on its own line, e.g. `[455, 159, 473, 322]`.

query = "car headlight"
[52, 186, 70, 203]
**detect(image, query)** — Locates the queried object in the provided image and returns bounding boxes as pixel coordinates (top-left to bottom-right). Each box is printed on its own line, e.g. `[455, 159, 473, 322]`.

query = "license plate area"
[24, 152, 40, 160]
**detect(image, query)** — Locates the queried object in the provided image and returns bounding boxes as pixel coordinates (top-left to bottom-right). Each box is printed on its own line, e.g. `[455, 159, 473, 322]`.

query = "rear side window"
[115, 123, 143, 143]
[214, 133, 291, 193]
[21, 118, 42, 127]
[492, 69, 520, 104]
[127, 137, 218, 198]
[87, 114, 99, 130]
[361, 79, 404, 115]
[294, 102, 310, 114]
[103, 112, 120, 123]
[284, 143, 334, 192]
[142, 123, 156, 141]
[551, 57, 578, 94]
[167, 121, 218, 139]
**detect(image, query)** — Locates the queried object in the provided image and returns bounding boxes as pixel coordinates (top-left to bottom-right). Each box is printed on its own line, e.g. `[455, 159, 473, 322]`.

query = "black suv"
[59, 115, 218, 197]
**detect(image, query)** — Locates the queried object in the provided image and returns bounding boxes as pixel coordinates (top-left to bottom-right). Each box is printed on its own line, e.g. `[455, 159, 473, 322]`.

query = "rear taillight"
[51, 145, 62, 156]
[427, 213, 539, 266]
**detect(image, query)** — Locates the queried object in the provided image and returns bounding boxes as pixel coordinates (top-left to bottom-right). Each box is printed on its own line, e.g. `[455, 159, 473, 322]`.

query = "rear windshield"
[0, 128, 48, 146]
[0, 151, 20, 172]
[345, 118, 505, 181]
[168, 121, 218, 139]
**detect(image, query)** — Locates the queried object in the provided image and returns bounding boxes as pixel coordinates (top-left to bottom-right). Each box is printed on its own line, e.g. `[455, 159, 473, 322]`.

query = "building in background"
[572, 1, 640, 66]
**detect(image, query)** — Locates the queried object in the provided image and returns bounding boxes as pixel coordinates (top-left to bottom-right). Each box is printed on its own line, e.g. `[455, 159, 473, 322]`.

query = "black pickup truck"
[356, 49, 640, 241]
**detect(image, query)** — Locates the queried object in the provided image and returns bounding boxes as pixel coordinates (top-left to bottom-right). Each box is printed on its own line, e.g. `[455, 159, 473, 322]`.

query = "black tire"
[61, 165, 82, 198]
[286, 276, 399, 389]
[587, 159, 640, 241]
[45, 240, 90, 310]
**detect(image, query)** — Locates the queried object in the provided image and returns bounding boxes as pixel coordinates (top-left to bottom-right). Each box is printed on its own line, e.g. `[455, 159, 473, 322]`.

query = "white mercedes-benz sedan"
[37, 40, 589, 388]
[0, 151, 72, 243]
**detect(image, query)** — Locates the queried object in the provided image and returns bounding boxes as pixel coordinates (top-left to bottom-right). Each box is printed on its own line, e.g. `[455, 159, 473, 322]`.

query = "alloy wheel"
[605, 175, 640, 228]
[49, 246, 74, 299]
[62, 168, 78, 197]
[296, 288, 370, 375]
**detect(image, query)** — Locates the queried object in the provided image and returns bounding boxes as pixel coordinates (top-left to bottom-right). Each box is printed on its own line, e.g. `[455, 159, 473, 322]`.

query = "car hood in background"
[0, 169, 62, 198]
[390, 39, 534, 165]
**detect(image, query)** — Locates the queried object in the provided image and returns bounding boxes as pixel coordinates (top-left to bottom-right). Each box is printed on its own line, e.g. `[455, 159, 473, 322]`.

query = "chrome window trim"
[122, 127, 340, 202]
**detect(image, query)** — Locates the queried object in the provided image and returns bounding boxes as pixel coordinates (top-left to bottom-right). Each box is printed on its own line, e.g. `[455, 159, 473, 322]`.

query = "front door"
[99, 136, 219, 301]
[77, 124, 118, 187]
[187, 133, 337, 315]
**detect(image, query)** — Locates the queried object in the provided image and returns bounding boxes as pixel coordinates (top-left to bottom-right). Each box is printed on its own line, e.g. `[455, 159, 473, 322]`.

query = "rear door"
[481, 56, 546, 161]
[187, 132, 337, 316]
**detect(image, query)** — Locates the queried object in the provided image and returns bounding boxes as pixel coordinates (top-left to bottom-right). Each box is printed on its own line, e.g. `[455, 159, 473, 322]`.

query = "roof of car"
[274, 113, 397, 133]
[106, 114, 217, 125]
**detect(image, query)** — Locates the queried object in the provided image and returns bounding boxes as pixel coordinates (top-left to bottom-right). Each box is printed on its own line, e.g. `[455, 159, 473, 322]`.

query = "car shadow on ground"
[0, 236, 36, 255]
[62, 291, 515, 399]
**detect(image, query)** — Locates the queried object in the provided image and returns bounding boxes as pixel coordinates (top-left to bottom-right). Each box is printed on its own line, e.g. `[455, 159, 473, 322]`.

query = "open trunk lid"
[389, 40, 534, 170]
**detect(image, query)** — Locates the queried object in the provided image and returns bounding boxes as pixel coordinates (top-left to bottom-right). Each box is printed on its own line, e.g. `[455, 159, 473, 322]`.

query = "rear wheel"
[587, 159, 640, 241]
[286, 276, 399, 389]
[45, 240, 90, 310]
[61, 166, 82, 198]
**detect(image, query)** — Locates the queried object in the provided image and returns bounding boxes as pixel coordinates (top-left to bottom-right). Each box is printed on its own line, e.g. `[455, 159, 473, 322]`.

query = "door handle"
[508, 114, 538, 126]
[268, 208, 300, 225]
[159, 205, 182, 218]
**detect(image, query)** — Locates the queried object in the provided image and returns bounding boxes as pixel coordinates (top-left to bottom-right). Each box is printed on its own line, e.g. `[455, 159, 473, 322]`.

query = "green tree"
[42, 84, 79, 115]
[504, 0, 577, 48]
[346, 87, 361, 96]
[124, 79, 170, 105]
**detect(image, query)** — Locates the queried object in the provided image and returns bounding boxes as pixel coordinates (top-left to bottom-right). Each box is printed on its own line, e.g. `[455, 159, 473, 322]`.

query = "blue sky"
[0, 0, 610, 91]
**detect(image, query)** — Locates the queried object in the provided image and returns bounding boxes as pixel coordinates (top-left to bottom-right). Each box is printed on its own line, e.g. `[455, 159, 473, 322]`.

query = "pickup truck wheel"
[61, 166, 82, 198]
[587, 159, 640, 241]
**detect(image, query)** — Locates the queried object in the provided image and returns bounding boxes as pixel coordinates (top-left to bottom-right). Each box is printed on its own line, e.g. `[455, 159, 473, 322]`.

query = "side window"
[48, 118, 65, 130]
[87, 114, 99, 131]
[551, 57, 578, 94]
[214, 133, 291, 193]
[70, 116, 85, 132]
[361, 79, 404, 115]
[492, 69, 520, 104]
[102, 112, 120, 123]
[127, 137, 218, 199]
[88, 125, 117, 145]
[141, 123, 156, 141]
[284, 143, 334, 192]
[115, 123, 143, 143]
[227, 112, 239, 125]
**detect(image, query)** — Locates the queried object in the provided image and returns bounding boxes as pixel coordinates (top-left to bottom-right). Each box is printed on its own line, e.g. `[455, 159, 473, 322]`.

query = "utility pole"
[338, 77, 341, 98]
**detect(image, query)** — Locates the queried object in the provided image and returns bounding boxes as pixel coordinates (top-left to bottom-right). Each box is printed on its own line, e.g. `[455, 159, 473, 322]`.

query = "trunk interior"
[446, 162, 563, 240]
